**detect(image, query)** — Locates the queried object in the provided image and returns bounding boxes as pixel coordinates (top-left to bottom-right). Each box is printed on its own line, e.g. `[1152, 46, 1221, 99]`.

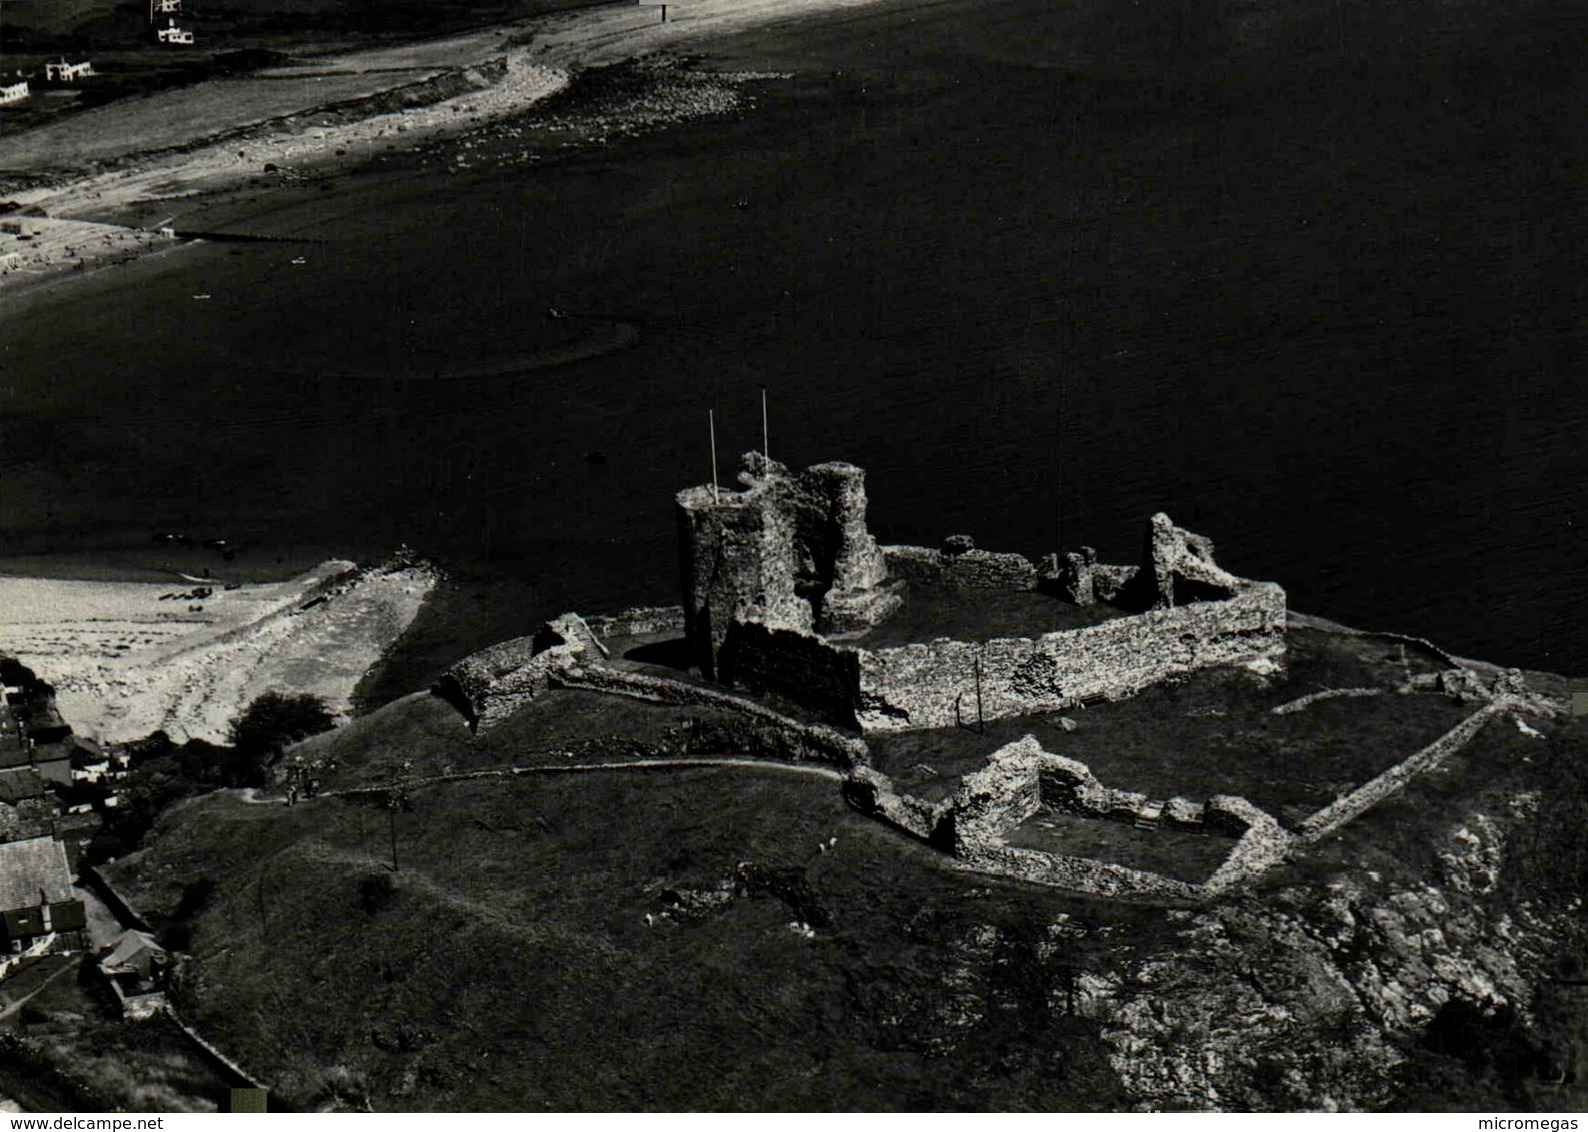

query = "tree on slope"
[227, 691, 336, 785]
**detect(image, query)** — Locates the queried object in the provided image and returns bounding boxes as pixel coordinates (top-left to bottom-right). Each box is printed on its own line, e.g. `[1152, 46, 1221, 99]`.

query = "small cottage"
[0, 836, 86, 950]
[98, 929, 170, 1018]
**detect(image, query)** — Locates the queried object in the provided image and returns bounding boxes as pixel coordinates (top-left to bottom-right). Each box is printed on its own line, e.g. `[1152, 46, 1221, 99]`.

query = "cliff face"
[1092, 777, 1586, 1111]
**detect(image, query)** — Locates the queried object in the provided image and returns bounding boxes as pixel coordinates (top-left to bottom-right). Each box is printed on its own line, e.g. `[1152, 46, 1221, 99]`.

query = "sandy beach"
[0, 560, 438, 743]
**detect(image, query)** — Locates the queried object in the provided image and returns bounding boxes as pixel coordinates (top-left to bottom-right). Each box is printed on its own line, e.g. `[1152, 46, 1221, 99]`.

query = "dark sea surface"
[2, 0, 1584, 677]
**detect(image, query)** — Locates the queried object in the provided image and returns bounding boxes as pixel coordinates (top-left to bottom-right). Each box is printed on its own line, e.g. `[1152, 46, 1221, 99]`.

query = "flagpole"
[709, 409, 720, 504]
[760, 385, 769, 463]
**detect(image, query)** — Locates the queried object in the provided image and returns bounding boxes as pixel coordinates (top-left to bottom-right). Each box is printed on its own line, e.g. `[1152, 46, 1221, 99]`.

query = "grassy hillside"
[110, 769, 1147, 1110]
[100, 636, 1586, 1110]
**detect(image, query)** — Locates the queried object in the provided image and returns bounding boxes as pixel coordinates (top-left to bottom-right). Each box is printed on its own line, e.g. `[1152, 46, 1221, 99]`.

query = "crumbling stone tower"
[677, 453, 903, 679]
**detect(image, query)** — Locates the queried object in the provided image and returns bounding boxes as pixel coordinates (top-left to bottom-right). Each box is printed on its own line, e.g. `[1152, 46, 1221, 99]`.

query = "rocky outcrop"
[1100, 793, 1576, 1110]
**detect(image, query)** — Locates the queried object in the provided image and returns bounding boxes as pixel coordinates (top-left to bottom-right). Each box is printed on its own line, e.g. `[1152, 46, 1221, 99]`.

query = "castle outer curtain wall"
[719, 619, 864, 728]
[720, 581, 1286, 733]
[855, 582, 1288, 732]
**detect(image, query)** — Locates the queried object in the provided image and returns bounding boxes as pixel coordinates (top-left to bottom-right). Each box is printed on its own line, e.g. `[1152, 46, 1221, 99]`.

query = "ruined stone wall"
[1204, 801, 1296, 891]
[1296, 700, 1504, 843]
[584, 605, 686, 640]
[438, 613, 606, 730]
[855, 582, 1287, 732]
[1039, 753, 1211, 831]
[844, 736, 1292, 900]
[944, 736, 1045, 854]
[1140, 511, 1246, 608]
[676, 575, 1287, 735]
[883, 543, 1038, 591]
[717, 619, 864, 729]
[842, 766, 947, 841]
[437, 636, 553, 730]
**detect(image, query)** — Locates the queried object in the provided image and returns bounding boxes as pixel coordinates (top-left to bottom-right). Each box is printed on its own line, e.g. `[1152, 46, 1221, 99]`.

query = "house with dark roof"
[0, 665, 76, 786]
[0, 836, 85, 950]
[0, 768, 56, 846]
[97, 928, 170, 1018]
[0, 768, 48, 807]
[26, 740, 75, 787]
[17, 700, 70, 747]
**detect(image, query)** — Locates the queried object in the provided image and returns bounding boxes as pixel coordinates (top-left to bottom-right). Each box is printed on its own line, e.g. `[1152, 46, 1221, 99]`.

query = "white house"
[44, 60, 94, 83]
[0, 81, 29, 105]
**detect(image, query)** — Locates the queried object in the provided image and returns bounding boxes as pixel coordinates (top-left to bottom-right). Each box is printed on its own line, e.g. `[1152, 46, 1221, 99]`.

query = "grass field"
[296, 685, 768, 787]
[856, 584, 1126, 649]
[96, 666, 1583, 1110]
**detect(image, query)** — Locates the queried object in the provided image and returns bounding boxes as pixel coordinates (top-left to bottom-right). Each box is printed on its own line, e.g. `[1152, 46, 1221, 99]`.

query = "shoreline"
[0, 52, 572, 297]
[0, 0, 891, 299]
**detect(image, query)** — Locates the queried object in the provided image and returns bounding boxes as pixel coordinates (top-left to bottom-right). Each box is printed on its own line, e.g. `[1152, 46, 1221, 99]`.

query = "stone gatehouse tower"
[676, 453, 904, 678]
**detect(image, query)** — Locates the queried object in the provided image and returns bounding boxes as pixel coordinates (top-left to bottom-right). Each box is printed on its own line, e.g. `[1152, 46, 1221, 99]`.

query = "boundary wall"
[1296, 699, 1507, 842]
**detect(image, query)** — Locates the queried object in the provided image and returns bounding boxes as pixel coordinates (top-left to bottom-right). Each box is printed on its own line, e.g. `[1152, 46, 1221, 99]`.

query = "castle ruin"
[677, 453, 1288, 732]
[435, 452, 1550, 901]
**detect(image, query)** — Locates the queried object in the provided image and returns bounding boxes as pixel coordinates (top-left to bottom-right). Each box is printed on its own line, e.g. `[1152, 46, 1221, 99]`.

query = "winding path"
[237, 754, 845, 807]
